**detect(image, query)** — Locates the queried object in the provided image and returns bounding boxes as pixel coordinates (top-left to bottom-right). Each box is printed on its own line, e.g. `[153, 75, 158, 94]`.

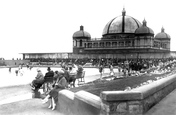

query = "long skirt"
[32, 79, 44, 89]
[49, 86, 64, 103]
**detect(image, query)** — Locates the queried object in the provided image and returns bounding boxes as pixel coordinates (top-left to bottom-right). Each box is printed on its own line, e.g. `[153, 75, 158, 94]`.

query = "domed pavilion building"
[71, 8, 171, 59]
[22, 8, 173, 60]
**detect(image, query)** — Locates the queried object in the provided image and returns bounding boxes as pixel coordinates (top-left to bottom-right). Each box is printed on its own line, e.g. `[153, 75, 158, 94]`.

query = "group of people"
[99, 64, 115, 80]
[9, 64, 31, 76]
[27, 57, 174, 73]
[30, 65, 84, 110]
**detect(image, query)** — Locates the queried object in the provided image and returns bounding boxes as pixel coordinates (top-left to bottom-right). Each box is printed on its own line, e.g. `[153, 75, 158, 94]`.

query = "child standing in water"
[15, 70, 18, 76]
[109, 64, 115, 76]
[99, 65, 103, 80]
[9, 67, 11, 73]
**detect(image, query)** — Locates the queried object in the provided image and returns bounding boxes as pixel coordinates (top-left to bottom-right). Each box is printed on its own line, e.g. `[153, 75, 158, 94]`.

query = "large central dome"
[102, 8, 142, 36]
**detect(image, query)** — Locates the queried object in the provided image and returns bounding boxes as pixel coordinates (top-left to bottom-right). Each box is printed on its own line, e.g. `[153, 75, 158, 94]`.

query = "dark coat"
[44, 71, 54, 82]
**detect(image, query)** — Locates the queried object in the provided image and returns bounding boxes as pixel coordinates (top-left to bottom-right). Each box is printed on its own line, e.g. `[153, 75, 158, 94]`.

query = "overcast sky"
[0, 0, 175, 59]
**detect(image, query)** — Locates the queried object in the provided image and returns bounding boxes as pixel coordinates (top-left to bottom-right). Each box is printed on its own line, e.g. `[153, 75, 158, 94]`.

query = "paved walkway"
[145, 88, 176, 115]
[2, 89, 176, 115]
[0, 98, 64, 115]
[0, 84, 65, 115]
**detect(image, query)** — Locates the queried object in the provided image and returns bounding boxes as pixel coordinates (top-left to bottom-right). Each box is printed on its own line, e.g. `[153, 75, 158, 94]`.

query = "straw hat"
[37, 68, 41, 72]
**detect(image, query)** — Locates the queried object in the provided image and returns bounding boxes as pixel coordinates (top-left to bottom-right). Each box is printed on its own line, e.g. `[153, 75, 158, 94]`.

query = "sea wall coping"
[59, 89, 75, 100]
[101, 91, 143, 101]
[75, 90, 101, 109]
[133, 74, 176, 99]
[57, 89, 75, 115]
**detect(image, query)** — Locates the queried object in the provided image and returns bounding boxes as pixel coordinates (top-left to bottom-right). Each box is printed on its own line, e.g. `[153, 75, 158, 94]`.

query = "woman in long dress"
[42, 70, 68, 110]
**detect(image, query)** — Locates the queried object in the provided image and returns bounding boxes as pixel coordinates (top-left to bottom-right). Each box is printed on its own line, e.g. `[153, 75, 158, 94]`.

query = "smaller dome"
[155, 27, 170, 39]
[73, 26, 91, 38]
[135, 19, 154, 35]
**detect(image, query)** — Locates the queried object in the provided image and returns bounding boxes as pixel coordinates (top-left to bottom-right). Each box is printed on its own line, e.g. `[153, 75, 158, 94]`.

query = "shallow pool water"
[0, 67, 119, 88]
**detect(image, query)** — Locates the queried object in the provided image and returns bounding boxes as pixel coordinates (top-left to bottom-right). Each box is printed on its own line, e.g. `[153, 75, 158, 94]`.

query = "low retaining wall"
[57, 90, 75, 115]
[101, 74, 176, 115]
[57, 90, 101, 115]
[57, 74, 176, 115]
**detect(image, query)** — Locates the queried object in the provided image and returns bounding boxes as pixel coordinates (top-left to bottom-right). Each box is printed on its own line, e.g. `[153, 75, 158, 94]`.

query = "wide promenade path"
[2, 85, 176, 115]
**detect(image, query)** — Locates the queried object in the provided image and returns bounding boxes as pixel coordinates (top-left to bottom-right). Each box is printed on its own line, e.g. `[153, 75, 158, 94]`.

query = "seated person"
[69, 66, 77, 75]
[77, 65, 83, 73]
[68, 66, 77, 87]
[31, 69, 44, 90]
[53, 70, 59, 81]
[77, 65, 84, 78]
[52, 70, 60, 87]
[61, 66, 70, 83]
[44, 67, 54, 83]
[42, 70, 68, 110]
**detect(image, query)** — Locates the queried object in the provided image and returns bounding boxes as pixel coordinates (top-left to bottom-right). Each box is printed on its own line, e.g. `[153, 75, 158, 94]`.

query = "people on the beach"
[42, 70, 68, 110]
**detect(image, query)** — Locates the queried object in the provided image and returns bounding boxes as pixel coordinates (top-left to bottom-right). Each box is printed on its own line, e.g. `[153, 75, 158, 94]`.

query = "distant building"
[21, 8, 174, 60]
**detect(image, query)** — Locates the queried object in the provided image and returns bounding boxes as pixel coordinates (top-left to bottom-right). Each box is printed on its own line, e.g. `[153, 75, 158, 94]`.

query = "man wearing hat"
[44, 67, 54, 82]
[43, 67, 54, 92]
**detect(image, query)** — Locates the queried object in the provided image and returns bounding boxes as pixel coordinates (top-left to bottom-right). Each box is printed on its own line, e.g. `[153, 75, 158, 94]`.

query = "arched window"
[93, 43, 98, 48]
[132, 40, 134, 47]
[119, 41, 124, 47]
[125, 41, 131, 46]
[88, 43, 92, 48]
[112, 42, 117, 47]
[73, 40, 76, 47]
[106, 42, 110, 47]
[80, 40, 82, 47]
[100, 42, 104, 47]
[84, 43, 86, 48]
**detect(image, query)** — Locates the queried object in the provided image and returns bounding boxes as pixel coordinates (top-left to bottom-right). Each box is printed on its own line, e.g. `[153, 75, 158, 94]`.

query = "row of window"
[74, 40, 168, 49]
[153, 41, 167, 48]
[85, 41, 137, 48]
